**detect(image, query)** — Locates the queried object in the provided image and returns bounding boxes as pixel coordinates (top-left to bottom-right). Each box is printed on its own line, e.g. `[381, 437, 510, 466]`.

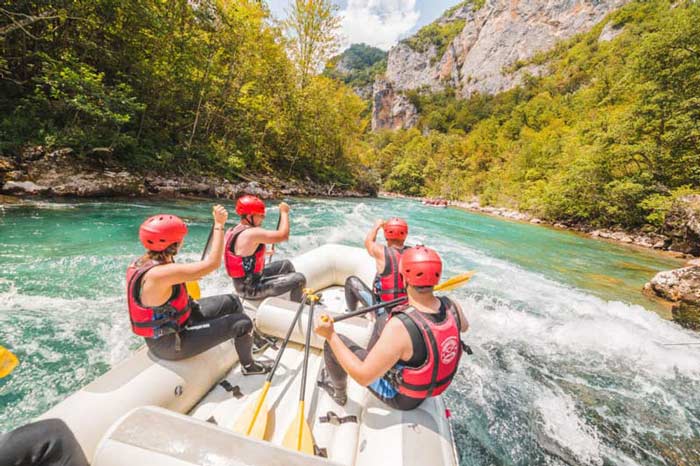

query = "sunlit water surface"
[1, 197, 698, 466]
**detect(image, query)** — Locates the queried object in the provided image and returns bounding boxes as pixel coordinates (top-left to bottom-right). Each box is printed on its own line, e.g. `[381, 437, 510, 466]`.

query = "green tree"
[284, 0, 340, 87]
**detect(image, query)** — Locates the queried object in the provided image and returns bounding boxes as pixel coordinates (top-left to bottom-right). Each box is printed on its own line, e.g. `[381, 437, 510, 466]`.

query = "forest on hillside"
[0, 0, 370, 188]
[364, 0, 700, 230]
[2, 0, 699, 232]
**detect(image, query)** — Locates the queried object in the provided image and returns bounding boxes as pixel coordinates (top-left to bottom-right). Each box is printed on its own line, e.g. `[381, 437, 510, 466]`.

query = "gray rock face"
[371, 78, 419, 131]
[0, 145, 374, 199]
[663, 194, 700, 256]
[385, 43, 441, 93]
[454, 0, 629, 97]
[649, 266, 700, 304]
[647, 266, 700, 330]
[373, 0, 630, 128]
[598, 21, 624, 42]
[2, 180, 50, 195]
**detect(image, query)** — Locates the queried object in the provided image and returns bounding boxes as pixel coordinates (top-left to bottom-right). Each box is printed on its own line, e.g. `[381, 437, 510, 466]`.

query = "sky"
[266, 0, 464, 51]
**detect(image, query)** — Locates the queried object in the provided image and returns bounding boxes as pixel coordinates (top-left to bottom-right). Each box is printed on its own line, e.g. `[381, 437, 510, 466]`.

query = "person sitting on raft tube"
[344, 217, 409, 312]
[127, 206, 270, 375]
[224, 195, 306, 302]
[315, 245, 469, 410]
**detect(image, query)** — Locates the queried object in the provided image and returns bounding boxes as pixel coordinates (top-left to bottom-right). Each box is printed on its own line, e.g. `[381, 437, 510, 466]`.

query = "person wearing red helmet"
[315, 246, 469, 410]
[224, 195, 306, 302]
[127, 205, 270, 374]
[344, 217, 409, 313]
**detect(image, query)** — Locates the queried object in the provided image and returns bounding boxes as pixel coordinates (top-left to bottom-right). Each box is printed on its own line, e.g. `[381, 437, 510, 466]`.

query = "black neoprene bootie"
[317, 368, 347, 406]
[241, 360, 273, 376]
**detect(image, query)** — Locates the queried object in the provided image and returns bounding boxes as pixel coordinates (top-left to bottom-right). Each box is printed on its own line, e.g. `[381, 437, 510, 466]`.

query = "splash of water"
[1, 198, 697, 465]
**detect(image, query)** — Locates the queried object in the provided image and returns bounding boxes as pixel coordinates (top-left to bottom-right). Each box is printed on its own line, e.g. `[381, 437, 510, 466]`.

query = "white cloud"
[339, 0, 420, 51]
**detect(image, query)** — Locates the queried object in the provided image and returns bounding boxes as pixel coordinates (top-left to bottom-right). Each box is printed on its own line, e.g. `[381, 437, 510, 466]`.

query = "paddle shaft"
[333, 297, 406, 323]
[299, 299, 317, 401]
[201, 225, 215, 260]
[243, 293, 310, 435]
[332, 272, 475, 323]
[268, 211, 281, 265]
[289, 297, 318, 452]
[265, 294, 310, 383]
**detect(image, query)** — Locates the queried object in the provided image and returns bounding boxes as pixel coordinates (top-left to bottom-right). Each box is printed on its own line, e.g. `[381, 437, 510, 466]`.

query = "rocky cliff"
[372, 0, 630, 130]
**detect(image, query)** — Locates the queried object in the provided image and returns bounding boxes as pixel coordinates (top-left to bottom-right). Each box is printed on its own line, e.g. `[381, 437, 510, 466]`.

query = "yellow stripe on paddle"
[435, 270, 475, 292]
[232, 381, 271, 439]
[282, 400, 315, 454]
[185, 281, 201, 300]
[232, 291, 314, 439]
[282, 296, 319, 454]
[0, 345, 19, 379]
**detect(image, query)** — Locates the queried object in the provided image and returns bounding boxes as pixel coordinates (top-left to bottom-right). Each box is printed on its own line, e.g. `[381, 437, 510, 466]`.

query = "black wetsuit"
[323, 298, 454, 411]
[0, 419, 89, 466]
[145, 294, 255, 363]
[344, 275, 377, 311]
[233, 259, 306, 303]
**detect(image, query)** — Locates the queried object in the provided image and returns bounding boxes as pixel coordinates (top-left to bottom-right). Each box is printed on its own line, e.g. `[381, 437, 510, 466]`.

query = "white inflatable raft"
[37, 244, 460, 466]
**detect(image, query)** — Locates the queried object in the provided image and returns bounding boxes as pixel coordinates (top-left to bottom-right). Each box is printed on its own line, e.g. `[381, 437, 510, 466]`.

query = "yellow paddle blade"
[282, 401, 315, 454]
[232, 382, 270, 439]
[185, 281, 201, 300]
[435, 271, 475, 292]
[0, 345, 19, 379]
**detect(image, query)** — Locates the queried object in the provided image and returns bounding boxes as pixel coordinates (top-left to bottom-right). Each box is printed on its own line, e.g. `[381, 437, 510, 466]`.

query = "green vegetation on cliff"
[0, 0, 368, 186]
[403, 18, 465, 60]
[403, 1, 484, 61]
[367, 0, 700, 230]
[324, 43, 387, 92]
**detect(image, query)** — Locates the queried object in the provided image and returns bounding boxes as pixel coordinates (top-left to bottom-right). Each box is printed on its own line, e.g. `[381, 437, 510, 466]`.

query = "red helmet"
[139, 215, 188, 252]
[400, 245, 442, 287]
[383, 217, 408, 240]
[236, 195, 266, 216]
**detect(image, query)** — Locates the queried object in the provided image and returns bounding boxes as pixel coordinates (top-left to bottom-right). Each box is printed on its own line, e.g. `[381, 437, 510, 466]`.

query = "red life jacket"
[224, 224, 266, 279]
[373, 246, 407, 302]
[392, 298, 462, 399]
[126, 259, 191, 339]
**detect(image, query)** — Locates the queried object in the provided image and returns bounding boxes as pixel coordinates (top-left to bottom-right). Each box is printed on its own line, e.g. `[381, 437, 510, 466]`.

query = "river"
[1, 197, 698, 465]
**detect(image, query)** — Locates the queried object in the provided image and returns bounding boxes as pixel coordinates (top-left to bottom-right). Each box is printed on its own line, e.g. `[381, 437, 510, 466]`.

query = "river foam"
[1, 198, 698, 465]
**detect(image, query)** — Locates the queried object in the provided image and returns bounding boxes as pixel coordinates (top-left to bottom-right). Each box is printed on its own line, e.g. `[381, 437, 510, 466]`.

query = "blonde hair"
[137, 243, 179, 266]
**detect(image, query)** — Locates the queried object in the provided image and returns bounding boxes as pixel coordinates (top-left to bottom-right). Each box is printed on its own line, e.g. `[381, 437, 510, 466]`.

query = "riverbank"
[0, 147, 373, 201]
[380, 191, 692, 257]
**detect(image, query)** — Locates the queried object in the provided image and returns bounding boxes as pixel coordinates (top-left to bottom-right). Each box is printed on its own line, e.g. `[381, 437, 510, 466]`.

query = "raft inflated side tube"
[290, 244, 375, 292]
[256, 297, 371, 349]
[38, 342, 237, 462]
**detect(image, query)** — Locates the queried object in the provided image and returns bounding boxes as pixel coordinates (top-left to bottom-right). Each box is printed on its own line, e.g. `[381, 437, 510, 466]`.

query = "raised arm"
[149, 205, 228, 286]
[364, 219, 385, 259]
[245, 202, 290, 245]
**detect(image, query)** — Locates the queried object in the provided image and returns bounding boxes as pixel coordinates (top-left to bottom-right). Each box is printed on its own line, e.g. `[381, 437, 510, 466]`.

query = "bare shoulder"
[367, 242, 384, 259]
[383, 316, 411, 344]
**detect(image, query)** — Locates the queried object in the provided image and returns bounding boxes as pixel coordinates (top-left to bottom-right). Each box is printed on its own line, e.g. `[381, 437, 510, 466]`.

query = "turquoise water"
[1, 197, 699, 465]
